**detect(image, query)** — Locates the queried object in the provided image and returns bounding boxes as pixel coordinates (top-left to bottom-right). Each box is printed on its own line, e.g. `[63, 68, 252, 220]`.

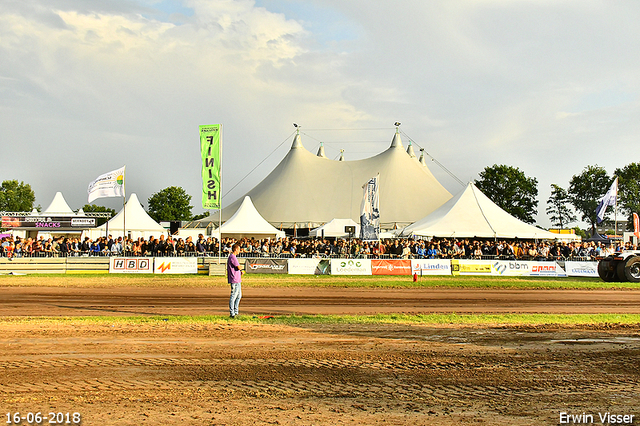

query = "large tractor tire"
[598, 256, 620, 282]
[620, 256, 640, 283]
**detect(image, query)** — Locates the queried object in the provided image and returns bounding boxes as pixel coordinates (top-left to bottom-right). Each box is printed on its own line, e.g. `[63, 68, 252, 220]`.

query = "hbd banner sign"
[109, 257, 152, 274]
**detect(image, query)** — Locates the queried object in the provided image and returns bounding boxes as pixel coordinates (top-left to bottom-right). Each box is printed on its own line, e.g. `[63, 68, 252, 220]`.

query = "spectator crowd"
[0, 234, 634, 261]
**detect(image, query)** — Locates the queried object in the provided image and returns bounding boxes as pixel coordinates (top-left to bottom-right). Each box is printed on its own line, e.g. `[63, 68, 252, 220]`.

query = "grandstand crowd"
[0, 234, 633, 261]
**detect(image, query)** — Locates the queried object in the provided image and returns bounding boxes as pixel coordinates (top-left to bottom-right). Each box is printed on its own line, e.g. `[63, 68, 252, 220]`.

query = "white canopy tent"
[220, 196, 286, 240]
[401, 182, 562, 240]
[83, 193, 166, 240]
[309, 218, 360, 238]
[42, 192, 75, 216]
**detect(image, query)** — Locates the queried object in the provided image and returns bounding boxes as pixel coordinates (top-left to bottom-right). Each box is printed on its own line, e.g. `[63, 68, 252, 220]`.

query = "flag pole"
[123, 166, 126, 242]
[218, 125, 223, 264]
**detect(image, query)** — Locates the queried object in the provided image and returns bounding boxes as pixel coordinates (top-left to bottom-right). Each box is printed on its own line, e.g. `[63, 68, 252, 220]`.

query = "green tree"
[546, 184, 576, 228]
[147, 186, 193, 222]
[614, 162, 640, 230]
[81, 204, 116, 226]
[567, 165, 610, 233]
[474, 164, 539, 224]
[0, 180, 36, 212]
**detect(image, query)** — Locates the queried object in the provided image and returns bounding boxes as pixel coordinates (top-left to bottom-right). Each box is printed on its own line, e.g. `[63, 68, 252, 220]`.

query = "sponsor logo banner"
[331, 258, 372, 275]
[372, 259, 411, 275]
[154, 257, 198, 274]
[411, 259, 452, 276]
[287, 258, 330, 275]
[246, 258, 288, 274]
[564, 261, 599, 277]
[109, 257, 152, 274]
[1, 216, 96, 229]
[491, 260, 566, 277]
[451, 259, 493, 275]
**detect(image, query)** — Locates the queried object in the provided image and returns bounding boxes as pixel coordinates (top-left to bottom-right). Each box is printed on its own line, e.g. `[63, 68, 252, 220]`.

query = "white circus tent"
[84, 193, 165, 240]
[401, 182, 562, 240]
[220, 196, 286, 239]
[200, 131, 452, 230]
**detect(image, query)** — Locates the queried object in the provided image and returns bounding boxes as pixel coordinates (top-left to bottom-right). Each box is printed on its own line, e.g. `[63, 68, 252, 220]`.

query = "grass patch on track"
[1, 273, 638, 289]
[2, 313, 640, 326]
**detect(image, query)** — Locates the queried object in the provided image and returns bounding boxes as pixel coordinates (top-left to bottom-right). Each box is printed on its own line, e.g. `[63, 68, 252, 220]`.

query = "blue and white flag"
[596, 177, 617, 224]
[360, 174, 380, 241]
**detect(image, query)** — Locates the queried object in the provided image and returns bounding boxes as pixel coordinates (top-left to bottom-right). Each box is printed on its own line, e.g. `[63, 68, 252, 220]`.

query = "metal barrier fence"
[0, 250, 598, 262]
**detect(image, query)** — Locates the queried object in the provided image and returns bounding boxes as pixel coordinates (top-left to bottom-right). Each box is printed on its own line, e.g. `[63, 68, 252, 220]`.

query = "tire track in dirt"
[1, 357, 637, 401]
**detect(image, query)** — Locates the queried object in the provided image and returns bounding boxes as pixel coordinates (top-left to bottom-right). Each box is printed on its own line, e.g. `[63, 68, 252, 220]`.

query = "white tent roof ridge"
[220, 196, 285, 238]
[469, 183, 497, 236]
[97, 193, 165, 232]
[42, 192, 75, 216]
[316, 142, 326, 158]
[401, 182, 560, 240]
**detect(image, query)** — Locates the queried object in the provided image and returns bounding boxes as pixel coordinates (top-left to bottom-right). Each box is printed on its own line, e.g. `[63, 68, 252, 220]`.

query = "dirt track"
[2, 286, 640, 316]
[1, 285, 639, 425]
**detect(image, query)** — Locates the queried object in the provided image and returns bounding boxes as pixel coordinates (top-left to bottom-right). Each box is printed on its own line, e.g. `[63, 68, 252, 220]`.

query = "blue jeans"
[229, 282, 242, 316]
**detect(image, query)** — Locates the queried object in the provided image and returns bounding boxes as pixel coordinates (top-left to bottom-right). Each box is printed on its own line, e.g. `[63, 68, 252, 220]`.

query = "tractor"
[598, 252, 640, 282]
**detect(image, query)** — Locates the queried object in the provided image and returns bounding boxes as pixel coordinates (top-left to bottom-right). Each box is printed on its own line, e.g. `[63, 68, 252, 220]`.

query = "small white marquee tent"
[42, 192, 75, 216]
[220, 196, 286, 239]
[309, 219, 360, 238]
[401, 183, 561, 240]
[84, 193, 165, 240]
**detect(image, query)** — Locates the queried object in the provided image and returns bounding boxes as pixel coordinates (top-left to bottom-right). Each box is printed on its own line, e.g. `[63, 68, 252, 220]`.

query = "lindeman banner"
[200, 124, 222, 209]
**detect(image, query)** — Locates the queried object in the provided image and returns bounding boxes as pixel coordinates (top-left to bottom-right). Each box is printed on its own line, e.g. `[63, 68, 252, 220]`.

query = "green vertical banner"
[200, 124, 222, 209]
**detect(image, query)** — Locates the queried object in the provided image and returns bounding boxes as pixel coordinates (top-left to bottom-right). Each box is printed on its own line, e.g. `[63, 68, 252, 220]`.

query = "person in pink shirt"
[226, 243, 244, 318]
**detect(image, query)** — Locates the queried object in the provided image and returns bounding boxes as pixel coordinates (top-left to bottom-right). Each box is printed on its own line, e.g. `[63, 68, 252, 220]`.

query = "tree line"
[475, 163, 640, 235]
[2, 161, 638, 231]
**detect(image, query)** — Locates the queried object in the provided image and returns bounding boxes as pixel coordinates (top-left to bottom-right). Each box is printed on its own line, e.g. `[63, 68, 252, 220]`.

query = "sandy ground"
[1, 285, 639, 425]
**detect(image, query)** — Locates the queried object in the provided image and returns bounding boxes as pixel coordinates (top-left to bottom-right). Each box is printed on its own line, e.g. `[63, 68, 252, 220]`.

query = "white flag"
[360, 174, 380, 241]
[596, 177, 617, 224]
[87, 166, 126, 203]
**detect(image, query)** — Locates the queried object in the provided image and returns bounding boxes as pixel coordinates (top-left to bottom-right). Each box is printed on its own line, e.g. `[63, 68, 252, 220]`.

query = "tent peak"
[390, 133, 404, 149]
[316, 142, 326, 158]
[291, 134, 303, 149]
[407, 141, 417, 158]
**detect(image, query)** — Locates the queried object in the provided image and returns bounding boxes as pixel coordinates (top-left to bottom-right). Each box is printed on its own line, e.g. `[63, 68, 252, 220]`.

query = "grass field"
[0, 272, 637, 289]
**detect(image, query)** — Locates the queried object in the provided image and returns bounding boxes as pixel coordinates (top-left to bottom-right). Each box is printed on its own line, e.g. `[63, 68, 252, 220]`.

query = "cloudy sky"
[2, 0, 639, 227]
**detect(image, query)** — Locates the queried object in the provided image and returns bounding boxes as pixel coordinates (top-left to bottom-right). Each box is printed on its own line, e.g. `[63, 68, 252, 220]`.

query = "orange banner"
[371, 259, 411, 275]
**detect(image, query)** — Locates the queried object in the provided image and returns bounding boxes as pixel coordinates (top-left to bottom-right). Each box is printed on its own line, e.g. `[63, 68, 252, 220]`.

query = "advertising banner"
[330, 258, 372, 275]
[109, 257, 153, 274]
[287, 258, 330, 275]
[411, 259, 452, 276]
[1, 216, 96, 229]
[491, 260, 566, 277]
[451, 259, 493, 275]
[245, 258, 288, 274]
[372, 259, 411, 275]
[564, 261, 599, 278]
[491, 260, 535, 276]
[154, 257, 198, 274]
[200, 125, 222, 209]
[359, 174, 380, 241]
